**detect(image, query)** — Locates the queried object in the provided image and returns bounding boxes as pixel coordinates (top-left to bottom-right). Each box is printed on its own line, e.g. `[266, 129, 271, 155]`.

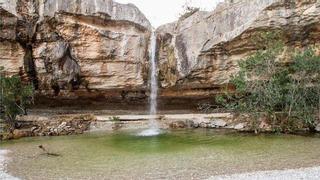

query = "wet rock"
[9, 114, 96, 138]
[31, 126, 38, 132]
[185, 120, 196, 128]
[192, 122, 200, 128]
[199, 122, 209, 128]
[12, 129, 32, 139]
[210, 119, 227, 128]
[58, 122, 67, 130]
[169, 121, 186, 129]
[259, 120, 272, 131]
[315, 124, 320, 132]
[234, 123, 247, 130]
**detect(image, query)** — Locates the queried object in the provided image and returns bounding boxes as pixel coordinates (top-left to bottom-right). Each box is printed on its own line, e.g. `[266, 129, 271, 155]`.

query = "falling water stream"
[138, 31, 161, 136]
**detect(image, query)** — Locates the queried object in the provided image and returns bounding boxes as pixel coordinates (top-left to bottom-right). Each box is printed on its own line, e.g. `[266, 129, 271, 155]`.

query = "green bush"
[0, 67, 34, 130]
[216, 32, 320, 132]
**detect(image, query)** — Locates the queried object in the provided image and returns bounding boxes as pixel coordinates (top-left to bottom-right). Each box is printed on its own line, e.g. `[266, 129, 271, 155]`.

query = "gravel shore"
[0, 150, 19, 180]
[208, 166, 320, 180]
[1, 147, 320, 180]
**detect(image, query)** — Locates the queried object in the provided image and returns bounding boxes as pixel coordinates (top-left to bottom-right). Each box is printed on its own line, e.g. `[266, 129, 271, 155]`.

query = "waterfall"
[138, 31, 160, 136]
[149, 31, 158, 129]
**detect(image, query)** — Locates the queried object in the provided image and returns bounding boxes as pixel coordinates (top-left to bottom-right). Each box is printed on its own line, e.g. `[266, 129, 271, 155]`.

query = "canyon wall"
[0, 0, 320, 106]
[157, 0, 320, 98]
[0, 0, 152, 104]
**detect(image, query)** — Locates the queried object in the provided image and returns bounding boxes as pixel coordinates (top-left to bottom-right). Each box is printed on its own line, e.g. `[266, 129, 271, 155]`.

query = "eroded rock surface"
[157, 0, 320, 98]
[1, 0, 320, 104]
[0, 0, 151, 101]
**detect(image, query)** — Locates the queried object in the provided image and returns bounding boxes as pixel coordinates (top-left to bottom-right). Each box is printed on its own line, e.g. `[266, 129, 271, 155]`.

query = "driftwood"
[38, 145, 61, 157]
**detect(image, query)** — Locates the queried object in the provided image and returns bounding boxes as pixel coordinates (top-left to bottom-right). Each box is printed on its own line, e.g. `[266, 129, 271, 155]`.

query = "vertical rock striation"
[0, 0, 152, 102]
[0, 0, 320, 104]
[157, 0, 320, 98]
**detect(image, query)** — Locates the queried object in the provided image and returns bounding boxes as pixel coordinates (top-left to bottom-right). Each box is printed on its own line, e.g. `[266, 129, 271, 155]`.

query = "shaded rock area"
[1, 114, 96, 140]
[91, 113, 260, 132]
[157, 0, 320, 98]
[1, 112, 320, 140]
[0, 0, 319, 104]
[1, 0, 320, 139]
[0, 0, 152, 103]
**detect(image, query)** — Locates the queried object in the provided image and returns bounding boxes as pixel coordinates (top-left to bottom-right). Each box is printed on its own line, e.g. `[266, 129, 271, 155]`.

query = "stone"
[234, 123, 247, 130]
[259, 120, 272, 131]
[192, 122, 200, 128]
[315, 124, 320, 132]
[12, 129, 32, 139]
[169, 121, 186, 129]
[210, 119, 227, 128]
[185, 120, 195, 128]
[58, 122, 67, 130]
[199, 122, 209, 128]
[31, 126, 38, 132]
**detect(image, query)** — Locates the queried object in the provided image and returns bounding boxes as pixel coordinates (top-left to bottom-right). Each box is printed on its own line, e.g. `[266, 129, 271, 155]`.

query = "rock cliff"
[157, 0, 320, 98]
[0, 0, 152, 103]
[0, 0, 320, 105]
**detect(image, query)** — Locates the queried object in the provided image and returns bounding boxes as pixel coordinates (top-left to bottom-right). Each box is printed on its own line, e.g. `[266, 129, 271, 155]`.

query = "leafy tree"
[0, 67, 34, 131]
[215, 32, 320, 132]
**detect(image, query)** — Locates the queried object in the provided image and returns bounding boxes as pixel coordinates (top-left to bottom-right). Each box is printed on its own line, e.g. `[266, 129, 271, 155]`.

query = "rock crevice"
[1, 0, 320, 103]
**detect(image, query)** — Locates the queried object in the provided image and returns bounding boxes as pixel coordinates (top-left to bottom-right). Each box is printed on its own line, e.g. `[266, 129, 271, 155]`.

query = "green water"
[2, 129, 320, 180]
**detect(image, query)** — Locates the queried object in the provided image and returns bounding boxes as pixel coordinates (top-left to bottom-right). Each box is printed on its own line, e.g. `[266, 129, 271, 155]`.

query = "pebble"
[208, 166, 320, 180]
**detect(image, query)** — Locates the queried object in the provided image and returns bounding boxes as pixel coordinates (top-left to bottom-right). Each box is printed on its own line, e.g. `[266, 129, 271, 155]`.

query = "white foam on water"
[137, 128, 161, 137]
[0, 150, 20, 180]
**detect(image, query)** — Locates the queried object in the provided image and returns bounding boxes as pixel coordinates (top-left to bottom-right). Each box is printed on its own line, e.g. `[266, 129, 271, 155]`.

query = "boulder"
[210, 119, 227, 128]
[12, 129, 32, 139]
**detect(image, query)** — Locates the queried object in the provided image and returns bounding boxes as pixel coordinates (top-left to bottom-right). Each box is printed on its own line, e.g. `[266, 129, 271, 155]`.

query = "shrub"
[215, 32, 320, 132]
[179, 2, 200, 21]
[0, 67, 34, 131]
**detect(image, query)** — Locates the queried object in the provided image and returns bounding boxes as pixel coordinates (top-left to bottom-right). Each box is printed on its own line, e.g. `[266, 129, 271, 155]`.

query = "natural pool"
[1, 129, 320, 180]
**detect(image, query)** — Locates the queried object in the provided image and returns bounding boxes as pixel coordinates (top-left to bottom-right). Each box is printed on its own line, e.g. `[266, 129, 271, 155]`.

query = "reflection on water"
[2, 129, 320, 180]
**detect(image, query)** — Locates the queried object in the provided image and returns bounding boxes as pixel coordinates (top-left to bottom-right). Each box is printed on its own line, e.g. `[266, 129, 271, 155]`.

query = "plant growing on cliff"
[179, 1, 200, 21]
[216, 32, 320, 132]
[0, 67, 34, 130]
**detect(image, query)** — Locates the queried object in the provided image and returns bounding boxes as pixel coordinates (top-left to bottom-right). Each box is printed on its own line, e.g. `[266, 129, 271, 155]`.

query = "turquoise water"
[2, 129, 320, 180]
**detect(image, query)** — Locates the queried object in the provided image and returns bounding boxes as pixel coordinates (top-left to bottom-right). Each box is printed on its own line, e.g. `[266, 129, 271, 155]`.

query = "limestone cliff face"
[1, 0, 320, 103]
[157, 0, 320, 98]
[0, 0, 152, 101]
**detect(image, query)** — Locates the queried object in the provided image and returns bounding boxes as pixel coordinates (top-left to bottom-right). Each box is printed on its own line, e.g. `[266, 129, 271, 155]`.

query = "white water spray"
[138, 31, 160, 137]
